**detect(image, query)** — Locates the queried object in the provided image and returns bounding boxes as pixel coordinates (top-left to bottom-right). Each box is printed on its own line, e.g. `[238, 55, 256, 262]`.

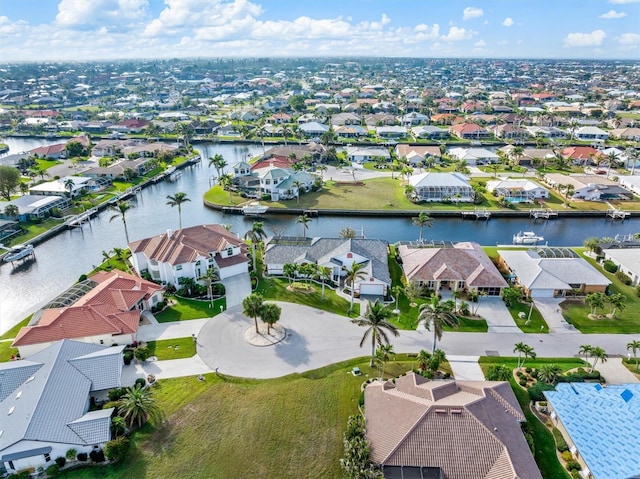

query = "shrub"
[134, 346, 150, 362]
[45, 464, 60, 477]
[104, 436, 130, 463]
[571, 470, 582, 479]
[615, 270, 632, 285]
[528, 382, 555, 402]
[561, 451, 573, 462]
[566, 460, 581, 471]
[76, 452, 88, 462]
[525, 367, 532, 374]
[530, 369, 539, 379]
[553, 427, 569, 452]
[516, 371, 524, 378]
[603, 260, 618, 273]
[101, 400, 119, 410]
[123, 350, 134, 365]
[78, 274, 88, 282]
[65, 449, 77, 460]
[54, 456, 66, 467]
[519, 378, 528, 386]
[134, 377, 147, 389]
[108, 387, 126, 401]
[89, 449, 105, 463]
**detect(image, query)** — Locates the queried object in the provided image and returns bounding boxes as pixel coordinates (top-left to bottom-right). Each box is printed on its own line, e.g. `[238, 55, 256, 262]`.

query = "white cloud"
[616, 33, 640, 45]
[56, 0, 149, 27]
[474, 39, 486, 47]
[563, 30, 606, 48]
[609, 0, 639, 3]
[502, 17, 514, 27]
[441, 26, 475, 41]
[462, 7, 483, 21]
[599, 9, 627, 19]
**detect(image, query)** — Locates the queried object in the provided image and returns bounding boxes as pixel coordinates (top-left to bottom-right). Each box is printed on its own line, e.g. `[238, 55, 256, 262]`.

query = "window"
[176, 265, 182, 271]
[44, 453, 51, 462]
[227, 247, 233, 256]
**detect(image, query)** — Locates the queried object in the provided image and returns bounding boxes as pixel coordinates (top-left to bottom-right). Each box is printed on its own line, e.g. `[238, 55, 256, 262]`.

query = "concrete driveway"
[533, 298, 580, 334]
[447, 355, 484, 380]
[221, 272, 251, 308]
[474, 297, 520, 333]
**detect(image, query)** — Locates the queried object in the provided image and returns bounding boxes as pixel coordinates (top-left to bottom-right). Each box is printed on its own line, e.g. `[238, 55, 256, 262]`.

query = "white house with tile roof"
[0, 340, 123, 475]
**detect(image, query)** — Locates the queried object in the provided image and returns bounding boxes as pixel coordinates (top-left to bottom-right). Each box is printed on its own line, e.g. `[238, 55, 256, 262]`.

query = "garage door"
[360, 284, 385, 296]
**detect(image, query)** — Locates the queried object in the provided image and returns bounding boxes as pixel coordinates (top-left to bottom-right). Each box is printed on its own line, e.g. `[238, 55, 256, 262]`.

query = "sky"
[0, 0, 638, 61]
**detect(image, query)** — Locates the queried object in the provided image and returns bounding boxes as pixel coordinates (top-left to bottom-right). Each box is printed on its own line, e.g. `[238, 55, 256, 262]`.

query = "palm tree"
[117, 385, 162, 430]
[260, 302, 281, 334]
[3, 204, 19, 220]
[339, 227, 357, 239]
[607, 293, 626, 318]
[589, 346, 608, 373]
[199, 267, 220, 308]
[627, 340, 640, 370]
[416, 349, 432, 371]
[486, 364, 512, 381]
[208, 153, 228, 178]
[537, 364, 562, 385]
[562, 184, 575, 206]
[242, 293, 264, 334]
[315, 265, 332, 300]
[218, 173, 234, 204]
[244, 221, 267, 272]
[283, 262, 297, 284]
[64, 177, 75, 197]
[513, 342, 536, 368]
[296, 214, 311, 238]
[412, 212, 433, 243]
[166, 192, 191, 229]
[292, 180, 303, 204]
[375, 344, 395, 379]
[343, 261, 367, 312]
[352, 300, 399, 367]
[417, 295, 458, 353]
[392, 285, 403, 312]
[109, 200, 134, 244]
[579, 344, 593, 366]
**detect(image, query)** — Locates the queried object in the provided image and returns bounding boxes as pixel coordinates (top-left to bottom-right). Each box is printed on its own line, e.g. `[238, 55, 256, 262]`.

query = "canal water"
[1, 137, 639, 334]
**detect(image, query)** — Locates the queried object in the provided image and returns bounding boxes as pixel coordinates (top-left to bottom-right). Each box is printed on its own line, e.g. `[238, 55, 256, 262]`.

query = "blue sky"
[0, 0, 638, 61]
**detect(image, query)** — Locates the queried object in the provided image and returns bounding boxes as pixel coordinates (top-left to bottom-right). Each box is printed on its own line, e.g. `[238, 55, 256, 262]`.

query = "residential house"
[448, 147, 499, 165]
[610, 127, 640, 142]
[346, 146, 391, 164]
[334, 125, 367, 138]
[395, 145, 441, 166]
[12, 270, 164, 357]
[264, 112, 292, 124]
[618, 176, 640, 196]
[544, 174, 632, 201]
[29, 143, 67, 160]
[29, 176, 95, 198]
[129, 224, 250, 302]
[264, 237, 390, 297]
[524, 126, 568, 139]
[486, 179, 549, 203]
[376, 125, 407, 139]
[399, 112, 429, 126]
[83, 157, 155, 180]
[602, 248, 640, 286]
[0, 340, 124, 476]
[545, 383, 640, 479]
[330, 112, 361, 126]
[398, 242, 507, 295]
[107, 118, 149, 133]
[408, 172, 474, 203]
[0, 195, 70, 222]
[490, 123, 528, 140]
[561, 146, 602, 165]
[574, 126, 609, 142]
[298, 121, 329, 137]
[411, 125, 449, 139]
[449, 122, 490, 140]
[365, 373, 542, 479]
[364, 113, 397, 127]
[251, 165, 317, 200]
[498, 248, 610, 298]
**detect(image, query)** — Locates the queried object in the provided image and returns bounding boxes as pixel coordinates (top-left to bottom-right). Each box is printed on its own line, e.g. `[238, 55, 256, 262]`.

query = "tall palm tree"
[416, 349, 432, 371]
[218, 173, 234, 204]
[375, 344, 395, 379]
[109, 200, 134, 244]
[244, 221, 267, 272]
[315, 265, 332, 300]
[513, 342, 536, 368]
[199, 266, 220, 308]
[117, 385, 162, 430]
[242, 293, 264, 334]
[64, 177, 75, 197]
[208, 153, 227, 178]
[590, 346, 608, 373]
[343, 261, 367, 312]
[166, 192, 191, 229]
[352, 300, 399, 367]
[412, 212, 433, 243]
[418, 295, 458, 353]
[627, 340, 640, 370]
[296, 214, 311, 238]
[579, 344, 593, 366]
[292, 180, 303, 204]
[260, 302, 281, 334]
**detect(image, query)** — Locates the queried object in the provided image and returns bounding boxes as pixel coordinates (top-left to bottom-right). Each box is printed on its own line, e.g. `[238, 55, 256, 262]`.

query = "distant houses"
[408, 172, 474, 203]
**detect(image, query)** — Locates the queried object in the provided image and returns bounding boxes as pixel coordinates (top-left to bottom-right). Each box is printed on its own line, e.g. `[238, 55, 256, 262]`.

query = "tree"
[501, 287, 521, 307]
[590, 346, 608, 373]
[315, 265, 332, 300]
[583, 237, 601, 254]
[579, 344, 593, 365]
[199, 267, 220, 308]
[627, 340, 640, 370]
[513, 342, 536, 368]
[375, 344, 395, 379]
[283, 262, 297, 284]
[109, 200, 134, 244]
[208, 153, 227, 178]
[0, 166, 21, 201]
[117, 385, 162, 429]
[412, 212, 433, 243]
[344, 261, 367, 312]
[218, 173, 234, 204]
[339, 227, 357, 238]
[244, 220, 267, 272]
[586, 292, 606, 316]
[243, 293, 264, 334]
[64, 177, 75, 197]
[352, 300, 399, 367]
[104, 436, 130, 463]
[296, 214, 311, 238]
[4, 204, 19, 219]
[65, 141, 84, 158]
[537, 364, 562, 385]
[404, 280, 424, 304]
[607, 292, 626, 318]
[416, 349, 432, 371]
[417, 295, 458, 353]
[166, 192, 191, 230]
[260, 302, 281, 334]
[486, 364, 512, 381]
[292, 179, 303, 204]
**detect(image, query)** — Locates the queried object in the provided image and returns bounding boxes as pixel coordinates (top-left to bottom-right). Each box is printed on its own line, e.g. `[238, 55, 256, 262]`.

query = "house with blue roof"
[0, 340, 124, 475]
[544, 382, 640, 479]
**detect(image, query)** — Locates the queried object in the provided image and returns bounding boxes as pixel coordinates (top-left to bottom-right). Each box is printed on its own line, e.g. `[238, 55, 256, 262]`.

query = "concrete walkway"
[533, 298, 580, 334]
[447, 355, 484, 380]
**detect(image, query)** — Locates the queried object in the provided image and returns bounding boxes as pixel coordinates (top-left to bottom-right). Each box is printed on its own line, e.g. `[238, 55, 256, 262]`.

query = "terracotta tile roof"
[398, 242, 507, 289]
[365, 372, 541, 479]
[75, 270, 163, 310]
[129, 224, 247, 266]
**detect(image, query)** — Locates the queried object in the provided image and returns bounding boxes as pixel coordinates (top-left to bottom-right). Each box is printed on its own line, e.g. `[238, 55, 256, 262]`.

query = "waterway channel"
[1, 137, 639, 334]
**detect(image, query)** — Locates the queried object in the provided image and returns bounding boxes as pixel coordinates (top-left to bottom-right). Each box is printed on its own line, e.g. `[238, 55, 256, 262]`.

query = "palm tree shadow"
[274, 328, 310, 367]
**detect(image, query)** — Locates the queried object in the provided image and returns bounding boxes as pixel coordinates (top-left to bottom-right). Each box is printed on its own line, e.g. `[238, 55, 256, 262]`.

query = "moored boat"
[3, 244, 35, 262]
[241, 201, 269, 216]
[512, 231, 544, 245]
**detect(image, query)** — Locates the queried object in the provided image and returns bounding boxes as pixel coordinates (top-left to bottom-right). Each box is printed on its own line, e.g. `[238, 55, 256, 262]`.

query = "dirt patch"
[286, 285, 315, 294]
[334, 181, 365, 186]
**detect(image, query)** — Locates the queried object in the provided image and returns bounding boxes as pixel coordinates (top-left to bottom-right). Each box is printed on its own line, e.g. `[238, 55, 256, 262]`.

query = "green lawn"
[508, 300, 550, 334]
[0, 342, 19, 362]
[36, 158, 61, 170]
[58, 357, 405, 479]
[145, 337, 196, 360]
[562, 250, 640, 333]
[155, 296, 226, 322]
[5, 218, 65, 246]
[256, 276, 360, 318]
[479, 357, 585, 479]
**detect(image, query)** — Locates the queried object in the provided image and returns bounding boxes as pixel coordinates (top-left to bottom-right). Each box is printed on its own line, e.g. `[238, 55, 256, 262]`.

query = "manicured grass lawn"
[36, 158, 60, 170]
[0, 342, 19, 362]
[622, 358, 640, 379]
[562, 250, 640, 333]
[479, 357, 585, 479]
[0, 316, 31, 340]
[508, 300, 550, 334]
[155, 296, 226, 322]
[256, 276, 360, 318]
[58, 357, 412, 479]
[145, 337, 196, 360]
[6, 218, 65, 246]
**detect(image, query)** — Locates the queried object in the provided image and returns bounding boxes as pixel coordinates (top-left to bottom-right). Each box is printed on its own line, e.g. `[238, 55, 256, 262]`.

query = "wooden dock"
[606, 208, 630, 220]
[529, 208, 558, 220]
[461, 208, 491, 220]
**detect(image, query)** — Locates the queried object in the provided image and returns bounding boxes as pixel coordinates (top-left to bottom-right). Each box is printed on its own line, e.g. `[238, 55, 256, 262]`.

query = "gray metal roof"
[0, 340, 123, 453]
[1, 446, 52, 462]
[67, 408, 114, 445]
[0, 360, 43, 402]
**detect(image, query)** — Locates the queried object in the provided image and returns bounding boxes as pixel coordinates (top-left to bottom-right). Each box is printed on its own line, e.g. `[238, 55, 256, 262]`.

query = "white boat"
[3, 244, 35, 262]
[241, 202, 269, 216]
[512, 231, 544, 245]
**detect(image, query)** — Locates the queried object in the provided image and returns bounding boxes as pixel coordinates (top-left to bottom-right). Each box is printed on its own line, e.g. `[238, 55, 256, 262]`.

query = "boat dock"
[529, 208, 558, 220]
[461, 208, 491, 220]
[65, 207, 99, 228]
[606, 208, 631, 220]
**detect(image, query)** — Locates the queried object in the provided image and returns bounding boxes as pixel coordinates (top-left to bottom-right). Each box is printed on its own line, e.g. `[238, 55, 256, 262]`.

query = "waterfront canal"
[1, 138, 639, 334]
